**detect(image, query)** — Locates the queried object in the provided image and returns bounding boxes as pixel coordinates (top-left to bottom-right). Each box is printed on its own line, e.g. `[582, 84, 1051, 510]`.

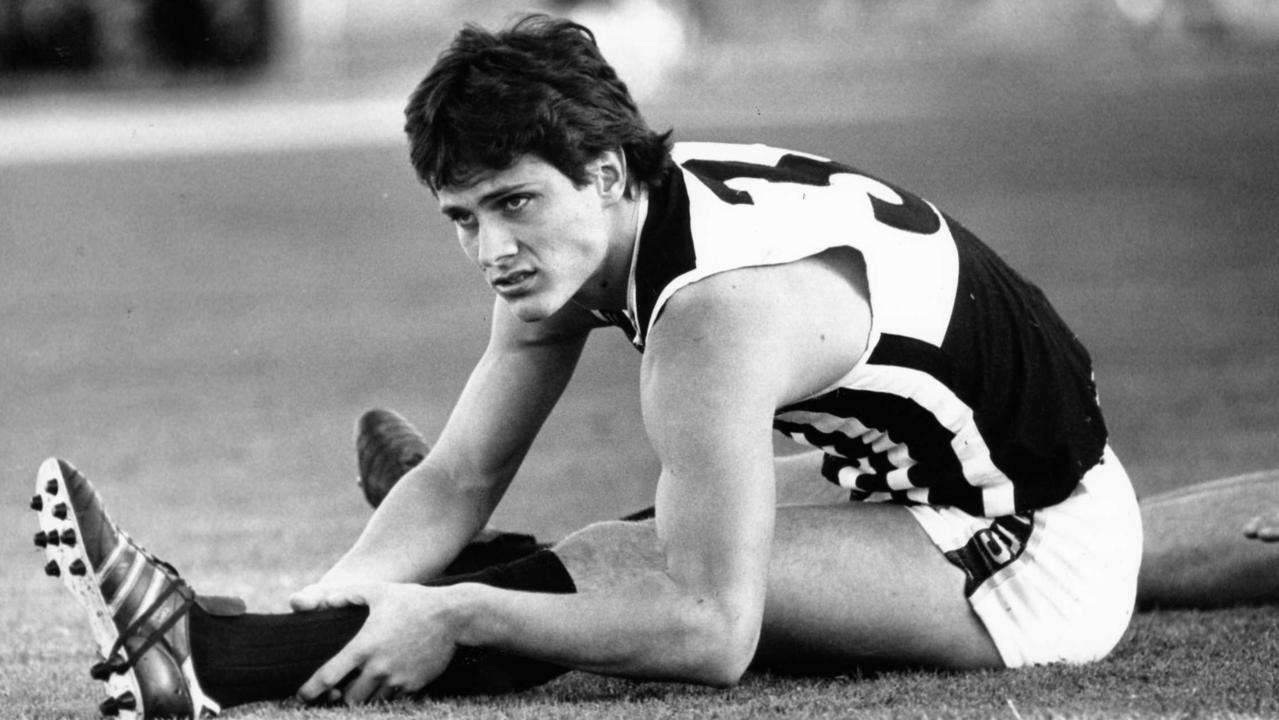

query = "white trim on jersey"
[854, 363, 1017, 515]
[622, 190, 650, 345]
[775, 361, 1019, 517]
[625, 141, 1106, 516]
[639, 143, 960, 355]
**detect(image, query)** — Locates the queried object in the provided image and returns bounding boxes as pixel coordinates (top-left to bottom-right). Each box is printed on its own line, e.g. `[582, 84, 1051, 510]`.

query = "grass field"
[4, 52, 1279, 718]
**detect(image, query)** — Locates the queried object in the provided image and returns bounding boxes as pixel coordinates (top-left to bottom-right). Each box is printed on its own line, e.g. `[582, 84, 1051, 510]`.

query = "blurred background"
[3, 0, 1279, 601]
[3, 0, 1279, 90]
[4, 0, 1279, 130]
[4, 0, 1279, 162]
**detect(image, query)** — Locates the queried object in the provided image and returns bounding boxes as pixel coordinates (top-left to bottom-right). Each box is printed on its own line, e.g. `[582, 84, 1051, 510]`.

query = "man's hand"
[289, 574, 376, 612]
[295, 583, 464, 705]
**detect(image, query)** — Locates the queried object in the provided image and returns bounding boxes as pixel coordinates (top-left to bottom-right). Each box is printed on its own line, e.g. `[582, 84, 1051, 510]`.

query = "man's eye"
[452, 213, 477, 229]
[502, 195, 530, 212]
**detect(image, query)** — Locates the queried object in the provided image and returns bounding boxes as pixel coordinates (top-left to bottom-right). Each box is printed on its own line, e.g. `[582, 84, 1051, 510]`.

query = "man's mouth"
[491, 269, 536, 294]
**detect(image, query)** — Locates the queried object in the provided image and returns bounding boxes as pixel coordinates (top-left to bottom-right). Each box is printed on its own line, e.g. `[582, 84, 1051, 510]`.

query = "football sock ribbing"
[189, 549, 576, 708]
[188, 603, 369, 708]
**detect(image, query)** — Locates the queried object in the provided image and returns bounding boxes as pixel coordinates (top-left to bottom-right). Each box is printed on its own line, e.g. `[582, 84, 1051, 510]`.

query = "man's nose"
[476, 223, 518, 267]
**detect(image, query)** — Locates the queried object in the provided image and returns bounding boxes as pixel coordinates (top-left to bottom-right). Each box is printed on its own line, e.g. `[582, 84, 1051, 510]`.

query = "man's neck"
[576, 187, 648, 311]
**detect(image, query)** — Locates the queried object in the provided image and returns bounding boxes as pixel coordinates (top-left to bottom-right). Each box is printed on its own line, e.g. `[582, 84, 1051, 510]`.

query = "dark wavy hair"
[404, 14, 672, 194]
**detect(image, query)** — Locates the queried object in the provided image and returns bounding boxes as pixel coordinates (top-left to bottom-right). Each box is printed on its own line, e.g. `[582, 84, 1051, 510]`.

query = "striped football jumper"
[593, 142, 1107, 518]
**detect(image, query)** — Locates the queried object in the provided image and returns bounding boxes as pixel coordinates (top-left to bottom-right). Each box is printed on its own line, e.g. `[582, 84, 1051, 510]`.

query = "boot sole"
[35, 457, 145, 719]
[34, 457, 221, 719]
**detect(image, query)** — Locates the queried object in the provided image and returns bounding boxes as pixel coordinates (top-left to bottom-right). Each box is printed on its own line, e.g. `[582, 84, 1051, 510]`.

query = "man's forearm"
[326, 464, 500, 584]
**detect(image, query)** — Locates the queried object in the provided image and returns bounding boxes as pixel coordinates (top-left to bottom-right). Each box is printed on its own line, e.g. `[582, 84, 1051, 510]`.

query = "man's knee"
[553, 520, 662, 593]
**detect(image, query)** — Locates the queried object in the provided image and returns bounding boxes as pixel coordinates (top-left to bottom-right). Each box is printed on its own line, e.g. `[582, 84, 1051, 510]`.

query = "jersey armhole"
[644, 248, 880, 394]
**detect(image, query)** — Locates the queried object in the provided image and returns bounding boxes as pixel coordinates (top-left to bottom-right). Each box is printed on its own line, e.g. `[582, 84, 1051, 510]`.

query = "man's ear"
[591, 149, 628, 203]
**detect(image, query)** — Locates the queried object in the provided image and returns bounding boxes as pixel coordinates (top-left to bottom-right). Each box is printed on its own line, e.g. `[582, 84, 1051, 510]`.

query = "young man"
[27, 13, 1275, 719]
[294, 10, 1141, 690]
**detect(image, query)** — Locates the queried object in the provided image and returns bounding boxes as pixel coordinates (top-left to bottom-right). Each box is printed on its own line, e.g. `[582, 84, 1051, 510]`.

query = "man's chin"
[503, 296, 555, 323]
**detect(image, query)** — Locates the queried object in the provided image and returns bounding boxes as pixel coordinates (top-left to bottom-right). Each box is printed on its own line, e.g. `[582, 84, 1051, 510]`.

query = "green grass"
[8, 602, 1279, 718]
[4, 62, 1279, 718]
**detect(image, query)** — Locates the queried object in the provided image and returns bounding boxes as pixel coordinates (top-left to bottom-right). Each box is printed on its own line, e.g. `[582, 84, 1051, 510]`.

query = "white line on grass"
[0, 85, 904, 168]
[0, 93, 407, 166]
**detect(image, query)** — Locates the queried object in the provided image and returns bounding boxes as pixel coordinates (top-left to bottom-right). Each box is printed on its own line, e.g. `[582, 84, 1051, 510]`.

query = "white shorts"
[906, 446, 1143, 667]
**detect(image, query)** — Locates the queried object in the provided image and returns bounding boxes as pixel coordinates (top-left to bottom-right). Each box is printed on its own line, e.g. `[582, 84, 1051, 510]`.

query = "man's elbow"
[676, 607, 760, 687]
[697, 645, 754, 688]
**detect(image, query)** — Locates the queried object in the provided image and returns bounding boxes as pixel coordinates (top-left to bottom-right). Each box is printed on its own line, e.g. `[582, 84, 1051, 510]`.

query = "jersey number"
[681, 154, 940, 235]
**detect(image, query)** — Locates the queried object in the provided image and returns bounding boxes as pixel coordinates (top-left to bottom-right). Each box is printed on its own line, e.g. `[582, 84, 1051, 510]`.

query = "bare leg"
[756, 502, 1003, 671]
[1139, 469, 1279, 608]
[554, 505, 1003, 673]
[767, 451, 1008, 665]
[772, 449, 850, 506]
[555, 446, 1149, 672]
[779, 452, 1279, 610]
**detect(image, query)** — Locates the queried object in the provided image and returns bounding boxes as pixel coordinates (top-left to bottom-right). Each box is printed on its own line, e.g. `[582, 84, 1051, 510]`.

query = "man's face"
[437, 154, 616, 322]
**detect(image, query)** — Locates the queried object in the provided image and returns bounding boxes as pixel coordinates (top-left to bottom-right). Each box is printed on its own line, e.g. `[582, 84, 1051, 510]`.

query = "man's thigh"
[756, 501, 1003, 672]
[773, 448, 848, 506]
[564, 452, 1003, 671]
[757, 448, 1142, 673]
[556, 505, 1000, 671]
[560, 450, 1138, 673]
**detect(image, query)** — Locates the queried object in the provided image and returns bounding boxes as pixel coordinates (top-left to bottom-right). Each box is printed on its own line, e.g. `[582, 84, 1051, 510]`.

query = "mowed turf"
[4, 61, 1279, 718]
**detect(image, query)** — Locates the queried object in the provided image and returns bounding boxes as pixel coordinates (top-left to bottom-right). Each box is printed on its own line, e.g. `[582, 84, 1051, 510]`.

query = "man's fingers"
[340, 662, 395, 706]
[288, 586, 324, 612]
[289, 584, 373, 612]
[297, 644, 365, 702]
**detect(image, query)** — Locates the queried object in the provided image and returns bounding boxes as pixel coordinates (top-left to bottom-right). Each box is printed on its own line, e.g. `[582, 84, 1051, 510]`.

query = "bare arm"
[455, 276, 796, 683]
[298, 253, 870, 697]
[297, 297, 597, 592]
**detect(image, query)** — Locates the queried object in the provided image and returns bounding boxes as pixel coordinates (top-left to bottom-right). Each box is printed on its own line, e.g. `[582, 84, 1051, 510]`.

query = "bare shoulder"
[642, 247, 871, 407]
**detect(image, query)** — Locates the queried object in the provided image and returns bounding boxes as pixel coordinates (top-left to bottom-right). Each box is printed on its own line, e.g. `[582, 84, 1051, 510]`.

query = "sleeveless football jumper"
[596, 142, 1109, 519]
[594, 143, 1140, 667]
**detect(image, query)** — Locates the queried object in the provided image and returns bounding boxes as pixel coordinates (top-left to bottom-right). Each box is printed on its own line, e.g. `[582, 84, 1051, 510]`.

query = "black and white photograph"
[5, 1, 1279, 717]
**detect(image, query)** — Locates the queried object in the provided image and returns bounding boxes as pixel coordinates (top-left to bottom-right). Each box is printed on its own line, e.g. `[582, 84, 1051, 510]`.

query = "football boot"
[355, 408, 430, 508]
[353, 409, 545, 573]
[32, 457, 240, 719]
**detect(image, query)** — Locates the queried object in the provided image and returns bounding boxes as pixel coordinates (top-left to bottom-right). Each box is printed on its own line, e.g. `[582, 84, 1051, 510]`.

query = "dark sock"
[443, 532, 546, 576]
[620, 505, 655, 522]
[444, 505, 653, 576]
[190, 603, 369, 708]
[190, 550, 577, 708]
[425, 548, 575, 593]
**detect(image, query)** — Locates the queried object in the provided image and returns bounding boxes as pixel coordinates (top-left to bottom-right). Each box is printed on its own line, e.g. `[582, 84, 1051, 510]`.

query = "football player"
[31, 13, 1271, 718]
